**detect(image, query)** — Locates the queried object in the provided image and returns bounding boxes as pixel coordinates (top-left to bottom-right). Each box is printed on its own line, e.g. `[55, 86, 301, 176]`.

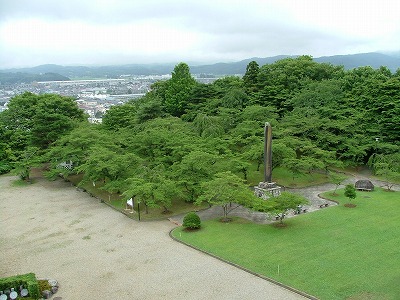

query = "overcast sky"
[0, 0, 399, 68]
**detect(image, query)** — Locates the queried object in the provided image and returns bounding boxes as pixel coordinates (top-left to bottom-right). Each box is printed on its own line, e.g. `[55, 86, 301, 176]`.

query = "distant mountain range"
[190, 52, 400, 74]
[0, 72, 70, 85]
[1, 52, 399, 84]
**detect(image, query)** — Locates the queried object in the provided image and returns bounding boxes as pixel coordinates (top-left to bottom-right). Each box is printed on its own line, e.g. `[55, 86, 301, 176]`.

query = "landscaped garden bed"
[0, 273, 59, 299]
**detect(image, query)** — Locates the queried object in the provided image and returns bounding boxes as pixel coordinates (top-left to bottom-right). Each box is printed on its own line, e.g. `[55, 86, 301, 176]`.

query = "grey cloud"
[0, 0, 207, 24]
[1, 0, 397, 68]
[201, 23, 366, 59]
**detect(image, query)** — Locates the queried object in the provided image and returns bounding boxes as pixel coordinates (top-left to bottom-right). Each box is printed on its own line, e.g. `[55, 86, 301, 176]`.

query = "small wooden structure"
[355, 180, 374, 191]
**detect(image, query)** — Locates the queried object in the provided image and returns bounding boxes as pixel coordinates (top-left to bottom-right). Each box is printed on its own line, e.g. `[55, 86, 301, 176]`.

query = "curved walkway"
[0, 175, 306, 300]
[170, 172, 400, 225]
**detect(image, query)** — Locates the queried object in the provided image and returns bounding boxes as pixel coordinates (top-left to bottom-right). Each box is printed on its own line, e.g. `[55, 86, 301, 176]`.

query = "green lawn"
[246, 164, 330, 187]
[172, 188, 400, 300]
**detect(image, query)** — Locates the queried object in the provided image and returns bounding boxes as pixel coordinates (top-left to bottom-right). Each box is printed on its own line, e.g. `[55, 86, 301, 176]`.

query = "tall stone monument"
[254, 122, 281, 199]
[264, 121, 272, 183]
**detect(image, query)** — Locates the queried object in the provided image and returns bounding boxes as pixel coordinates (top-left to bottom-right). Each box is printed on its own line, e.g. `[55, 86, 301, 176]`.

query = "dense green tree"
[192, 113, 224, 137]
[212, 76, 243, 95]
[258, 192, 308, 224]
[196, 171, 260, 221]
[164, 62, 196, 116]
[271, 142, 296, 171]
[123, 165, 181, 214]
[329, 172, 347, 195]
[221, 88, 248, 109]
[0, 92, 40, 153]
[123, 177, 157, 215]
[371, 77, 400, 144]
[230, 120, 262, 148]
[183, 83, 220, 120]
[31, 94, 86, 148]
[288, 79, 344, 114]
[256, 56, 343, 114]
[368, 152, 400, 191]
[102, 103, 137, 130]
[242, 141, 264, 172]
[13, 146, 41, 181]
[274, 135, 337, 173]
[149, 79, 168, 97]
[228, 156, 251, 180]
[173, 150, 218, 202]
[153, 177, 182, 213]
[0, 93, 86, 176]
[135, 95, 164, 123]
[45, 124, 107, 179]
[215, 107, 241, 132]
[76, 145, 140, 190]
[129, 117, 196, 167]
[190, 82, 219, 105]
[240, 105, 278, 125]
[3, 56, 399, 215]
[0, 125, 13, 174]
[243, 60, 260, 94]
[344, 184, 357, 203]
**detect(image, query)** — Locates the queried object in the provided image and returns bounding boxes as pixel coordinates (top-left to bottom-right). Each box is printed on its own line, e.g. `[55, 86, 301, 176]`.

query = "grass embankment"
[247, 165, 330, 187]
[172, 188, 400, 300]
[64, 164, 330, 220]
[67, 174, 207, 220]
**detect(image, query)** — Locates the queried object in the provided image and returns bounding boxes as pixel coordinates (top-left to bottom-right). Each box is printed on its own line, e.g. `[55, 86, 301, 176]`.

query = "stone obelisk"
[264, 122, 272, 183]
[254, 122, 281, 199]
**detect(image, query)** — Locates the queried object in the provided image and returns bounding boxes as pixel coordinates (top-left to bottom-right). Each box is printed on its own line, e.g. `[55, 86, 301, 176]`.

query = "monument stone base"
[254, 182, 282, 200]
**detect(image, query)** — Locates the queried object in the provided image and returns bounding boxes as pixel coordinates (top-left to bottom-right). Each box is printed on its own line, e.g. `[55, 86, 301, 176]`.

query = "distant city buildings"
[0, 76, 153, 122]
[0, 74, 218, 121]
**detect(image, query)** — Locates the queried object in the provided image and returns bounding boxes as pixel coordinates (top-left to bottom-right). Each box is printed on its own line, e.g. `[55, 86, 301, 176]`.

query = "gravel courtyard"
[0, 175, 306, 300]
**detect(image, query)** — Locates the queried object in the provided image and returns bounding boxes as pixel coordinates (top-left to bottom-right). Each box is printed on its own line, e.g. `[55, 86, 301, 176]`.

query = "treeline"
[0, 56, 399, 212]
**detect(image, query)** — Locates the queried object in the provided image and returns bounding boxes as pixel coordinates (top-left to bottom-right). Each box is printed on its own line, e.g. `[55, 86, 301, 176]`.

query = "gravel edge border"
[169, 227, 319, 300]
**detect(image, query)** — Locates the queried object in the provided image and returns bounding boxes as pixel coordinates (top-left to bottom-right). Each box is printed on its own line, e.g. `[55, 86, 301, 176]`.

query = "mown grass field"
[172, 188, 400, 300]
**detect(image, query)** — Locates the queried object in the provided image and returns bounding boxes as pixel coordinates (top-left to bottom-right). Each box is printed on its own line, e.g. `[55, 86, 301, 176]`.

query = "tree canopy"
[1, 57, 398, 216]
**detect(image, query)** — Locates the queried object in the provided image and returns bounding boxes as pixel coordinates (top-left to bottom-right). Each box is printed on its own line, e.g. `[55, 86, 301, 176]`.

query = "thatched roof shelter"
[355, 180, 374, 191]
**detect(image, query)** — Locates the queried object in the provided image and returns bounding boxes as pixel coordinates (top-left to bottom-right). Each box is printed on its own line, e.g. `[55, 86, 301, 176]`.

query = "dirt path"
[0, 175, 306, 300]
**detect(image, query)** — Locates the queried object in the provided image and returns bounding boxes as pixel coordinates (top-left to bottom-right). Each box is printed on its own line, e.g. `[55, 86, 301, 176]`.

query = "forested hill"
[192, 53, 400, 75]
[314, 52, 400, 71]
[0, 72, 70, 84]
[1, 58, 399, 209]
[1, 52, 399, 79]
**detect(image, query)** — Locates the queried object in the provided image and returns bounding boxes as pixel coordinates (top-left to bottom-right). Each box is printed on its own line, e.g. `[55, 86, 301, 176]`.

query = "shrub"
[0, 273, 40, 299]
[182, 212, 201, 230]
[0, 161, 12, 174]
[344, 184, 357, 202]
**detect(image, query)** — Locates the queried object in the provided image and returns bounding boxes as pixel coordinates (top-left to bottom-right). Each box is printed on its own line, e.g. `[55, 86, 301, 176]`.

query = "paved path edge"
[169, 227, 319, 300]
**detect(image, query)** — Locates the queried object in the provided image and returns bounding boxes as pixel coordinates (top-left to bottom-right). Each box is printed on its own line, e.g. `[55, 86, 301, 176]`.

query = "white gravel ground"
[0, 175, 306, 300]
